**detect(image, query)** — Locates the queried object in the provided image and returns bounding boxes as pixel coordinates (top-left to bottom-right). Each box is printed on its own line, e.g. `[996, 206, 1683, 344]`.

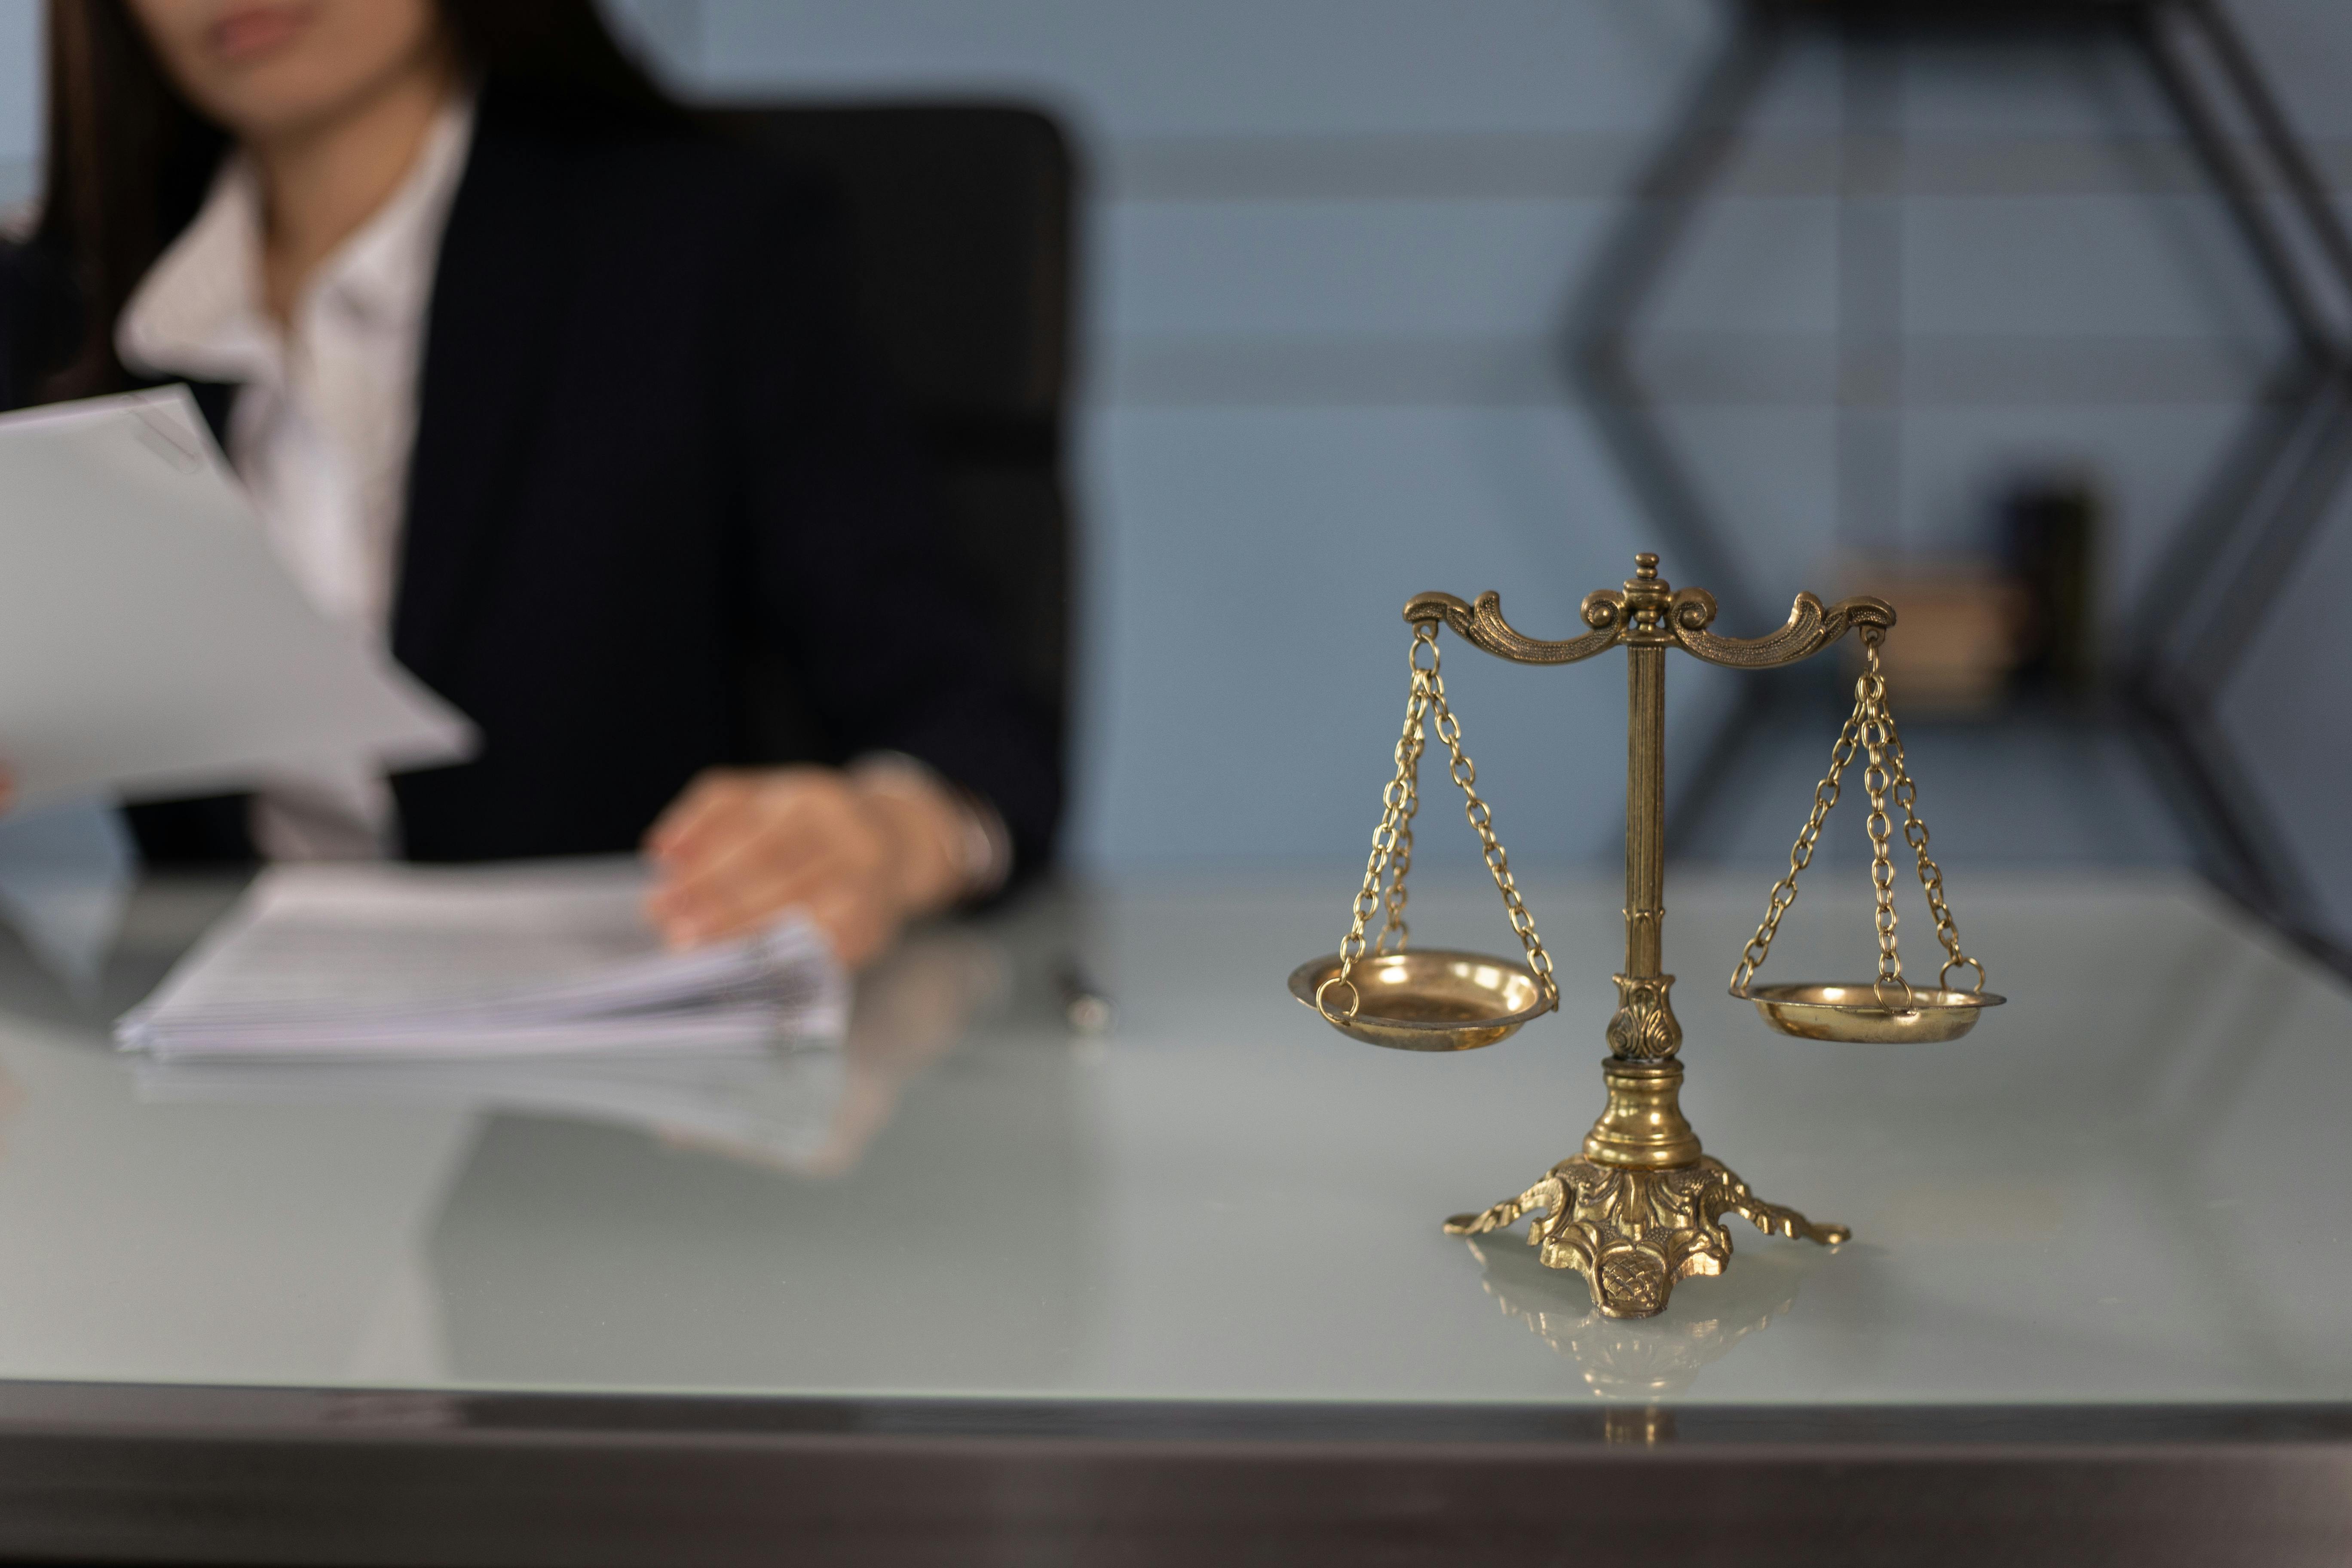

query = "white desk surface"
[0, 869, 2342, 1409]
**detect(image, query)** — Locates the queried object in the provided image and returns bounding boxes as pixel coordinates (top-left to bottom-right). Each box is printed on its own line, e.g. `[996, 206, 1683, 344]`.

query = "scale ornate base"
[1442, 1055, 1848, 1319]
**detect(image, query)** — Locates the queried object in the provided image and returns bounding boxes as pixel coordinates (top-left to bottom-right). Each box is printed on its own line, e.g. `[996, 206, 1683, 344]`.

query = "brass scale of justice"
[1288, 553, 2004, 1319]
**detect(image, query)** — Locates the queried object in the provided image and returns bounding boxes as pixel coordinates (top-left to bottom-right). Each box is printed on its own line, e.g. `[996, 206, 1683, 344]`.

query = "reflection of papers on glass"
[0, 387, 471, 809]
[134, 1050, 849, 1170]
[115, 859, 849, 1060]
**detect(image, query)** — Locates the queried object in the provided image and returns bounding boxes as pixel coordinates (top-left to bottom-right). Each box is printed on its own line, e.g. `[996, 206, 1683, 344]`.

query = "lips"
[208, 2, 317, 64]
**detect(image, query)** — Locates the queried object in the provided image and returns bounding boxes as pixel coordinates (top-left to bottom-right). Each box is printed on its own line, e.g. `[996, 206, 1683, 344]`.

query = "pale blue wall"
[0, 0, 40, 207]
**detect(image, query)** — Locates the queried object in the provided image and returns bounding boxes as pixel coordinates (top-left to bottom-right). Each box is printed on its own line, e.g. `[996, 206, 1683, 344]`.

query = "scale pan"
[1741, 981, 2005, 1044]
[1288, 949, 1552, 1052]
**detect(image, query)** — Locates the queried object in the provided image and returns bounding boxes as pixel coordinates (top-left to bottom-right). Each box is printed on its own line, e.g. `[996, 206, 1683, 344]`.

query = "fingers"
[645, 763, 841, 865]
[660, 842, 897, 960]
[652, 797, 836, 925]
[652, 781, 868, 920]
[644, 768, 762, 863]
[659, 843, 858, 949]
[0, 765, 13, 816]
[644, 769, 904, 955]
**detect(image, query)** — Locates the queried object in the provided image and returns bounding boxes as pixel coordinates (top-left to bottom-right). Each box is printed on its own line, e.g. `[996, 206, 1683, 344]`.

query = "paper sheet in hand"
[0, 387, 470, 808]
[116, 859, 850, 1060]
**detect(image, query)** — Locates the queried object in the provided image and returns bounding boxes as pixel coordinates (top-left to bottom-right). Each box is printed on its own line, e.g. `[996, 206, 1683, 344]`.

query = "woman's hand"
[643, 764, 974, 968]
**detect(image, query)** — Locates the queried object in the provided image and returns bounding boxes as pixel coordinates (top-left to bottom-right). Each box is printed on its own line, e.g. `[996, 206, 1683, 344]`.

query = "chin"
[202, 71, 367, 141]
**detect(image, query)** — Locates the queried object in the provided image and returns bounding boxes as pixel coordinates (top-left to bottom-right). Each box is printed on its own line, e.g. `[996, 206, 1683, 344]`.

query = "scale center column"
[1589, 554, 1700, 1169]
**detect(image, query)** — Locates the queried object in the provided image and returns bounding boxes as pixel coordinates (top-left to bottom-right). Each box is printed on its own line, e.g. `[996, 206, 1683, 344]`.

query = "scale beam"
[1404, 576, 1893, 672]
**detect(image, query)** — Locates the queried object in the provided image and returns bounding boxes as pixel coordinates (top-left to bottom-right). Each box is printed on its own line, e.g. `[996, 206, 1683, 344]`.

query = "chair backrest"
[712, 103, 1079, 775]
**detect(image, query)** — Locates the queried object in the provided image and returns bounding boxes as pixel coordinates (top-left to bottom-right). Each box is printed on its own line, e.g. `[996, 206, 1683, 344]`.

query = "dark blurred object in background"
[2002, 476, 2100, 701]
[1839, 560, 2025, 717]
[1836, 475, 2101, 718]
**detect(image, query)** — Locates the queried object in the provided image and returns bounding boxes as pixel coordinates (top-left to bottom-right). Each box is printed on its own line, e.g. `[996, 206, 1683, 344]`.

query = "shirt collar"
[117, 92, 477, 386]
[316, 92, 475, 334]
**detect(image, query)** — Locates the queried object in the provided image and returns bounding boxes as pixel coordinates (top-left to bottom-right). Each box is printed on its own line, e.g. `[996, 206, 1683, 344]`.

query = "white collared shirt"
[117, 97, 475, 860]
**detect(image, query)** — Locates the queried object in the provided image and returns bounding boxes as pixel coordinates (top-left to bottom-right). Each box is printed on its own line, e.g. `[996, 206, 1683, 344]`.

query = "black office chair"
[714, 104, 1080, 803]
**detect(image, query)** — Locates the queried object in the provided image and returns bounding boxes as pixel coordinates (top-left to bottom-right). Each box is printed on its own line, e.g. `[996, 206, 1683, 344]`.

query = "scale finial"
[1633, 553, 1659, 579]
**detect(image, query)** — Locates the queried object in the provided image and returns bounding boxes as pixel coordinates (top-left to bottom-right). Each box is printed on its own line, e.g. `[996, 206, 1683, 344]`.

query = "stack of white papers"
[116, 861, 848, 1060]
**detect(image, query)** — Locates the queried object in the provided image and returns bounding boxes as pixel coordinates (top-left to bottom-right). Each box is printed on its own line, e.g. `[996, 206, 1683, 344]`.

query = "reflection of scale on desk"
[1289, 554, 2004, 1318]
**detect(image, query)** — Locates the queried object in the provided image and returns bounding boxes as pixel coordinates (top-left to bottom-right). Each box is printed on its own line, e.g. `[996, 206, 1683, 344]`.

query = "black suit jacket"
[3, 85, 1060, 872]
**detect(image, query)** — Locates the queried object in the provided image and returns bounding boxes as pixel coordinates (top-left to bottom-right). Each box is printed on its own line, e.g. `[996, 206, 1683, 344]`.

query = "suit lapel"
[394, 89, 582, 685]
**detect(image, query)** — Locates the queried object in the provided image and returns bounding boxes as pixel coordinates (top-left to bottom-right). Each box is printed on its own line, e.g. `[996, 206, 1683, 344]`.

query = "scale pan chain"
[1729, 627, 2000, 1040]
[1308, 620, 1556, 1047]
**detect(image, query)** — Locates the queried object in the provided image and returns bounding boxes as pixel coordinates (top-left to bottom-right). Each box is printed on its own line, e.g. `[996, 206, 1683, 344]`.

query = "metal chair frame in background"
[1568, 0, 2352, 974]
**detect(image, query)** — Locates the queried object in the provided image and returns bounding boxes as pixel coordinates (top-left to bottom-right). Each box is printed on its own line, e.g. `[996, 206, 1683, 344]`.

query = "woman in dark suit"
[3, 0, 1059, 966]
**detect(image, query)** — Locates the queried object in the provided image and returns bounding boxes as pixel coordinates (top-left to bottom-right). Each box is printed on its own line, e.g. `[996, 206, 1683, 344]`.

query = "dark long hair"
[30, 0, 677, 400]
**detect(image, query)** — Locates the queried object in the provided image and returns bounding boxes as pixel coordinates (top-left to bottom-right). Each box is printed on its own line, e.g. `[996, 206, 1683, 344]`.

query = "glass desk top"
[0, 870, 2343, 1410]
